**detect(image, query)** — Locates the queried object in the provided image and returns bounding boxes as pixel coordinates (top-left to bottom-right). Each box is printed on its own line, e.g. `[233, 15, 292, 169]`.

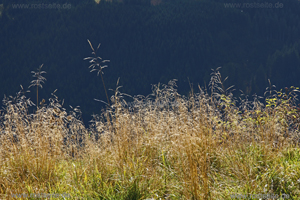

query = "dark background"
[1, 0, 300, 126]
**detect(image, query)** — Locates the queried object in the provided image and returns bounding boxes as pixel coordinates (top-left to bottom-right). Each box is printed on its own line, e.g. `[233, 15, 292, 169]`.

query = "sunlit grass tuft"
[1, 53, 300, 199]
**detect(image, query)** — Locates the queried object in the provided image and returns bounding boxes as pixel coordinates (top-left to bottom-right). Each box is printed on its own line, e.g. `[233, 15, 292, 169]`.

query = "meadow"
[1, 42, 300, 199]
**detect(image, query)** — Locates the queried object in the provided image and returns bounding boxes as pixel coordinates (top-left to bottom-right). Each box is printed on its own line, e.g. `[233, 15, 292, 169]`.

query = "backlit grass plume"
[84, 39, 110, 107]
[29, 64, 46, 109]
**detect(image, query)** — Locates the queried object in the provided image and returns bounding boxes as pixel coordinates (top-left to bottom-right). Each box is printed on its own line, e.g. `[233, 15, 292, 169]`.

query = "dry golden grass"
[1, 60, 300, 199]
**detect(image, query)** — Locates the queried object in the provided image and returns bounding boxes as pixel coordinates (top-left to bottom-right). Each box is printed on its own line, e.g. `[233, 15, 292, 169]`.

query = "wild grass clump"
[1, 46, 300, 199]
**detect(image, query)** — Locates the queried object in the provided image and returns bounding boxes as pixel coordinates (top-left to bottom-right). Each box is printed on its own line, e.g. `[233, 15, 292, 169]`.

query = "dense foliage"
[1, 0, 300, 125]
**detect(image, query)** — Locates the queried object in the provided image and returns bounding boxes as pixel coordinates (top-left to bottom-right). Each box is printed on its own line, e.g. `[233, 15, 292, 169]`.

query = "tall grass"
[1, 47, 300, 199]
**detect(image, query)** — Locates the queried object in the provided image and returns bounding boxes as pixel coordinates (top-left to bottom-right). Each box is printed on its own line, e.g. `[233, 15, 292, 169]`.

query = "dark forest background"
[1, 0, 300, 126]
